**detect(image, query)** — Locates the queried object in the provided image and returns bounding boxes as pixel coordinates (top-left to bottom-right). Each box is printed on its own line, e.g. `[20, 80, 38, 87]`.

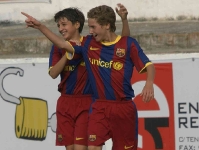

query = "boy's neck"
[102, 32, 117, 43]
[66, 33, 82, 41]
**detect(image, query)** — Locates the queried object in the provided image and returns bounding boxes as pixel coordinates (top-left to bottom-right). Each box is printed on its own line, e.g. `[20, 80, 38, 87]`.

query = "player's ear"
[105, 23, 110, 30]
[75, 22, 80, 30]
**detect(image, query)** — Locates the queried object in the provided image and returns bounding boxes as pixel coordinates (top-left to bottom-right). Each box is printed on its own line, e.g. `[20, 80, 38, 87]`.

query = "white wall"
[0, 0, 199, 23]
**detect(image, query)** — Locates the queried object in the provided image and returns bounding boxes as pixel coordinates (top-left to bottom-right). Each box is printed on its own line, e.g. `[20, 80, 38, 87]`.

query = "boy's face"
[57, 17, 79, 40]
[88, 18, 108, 42]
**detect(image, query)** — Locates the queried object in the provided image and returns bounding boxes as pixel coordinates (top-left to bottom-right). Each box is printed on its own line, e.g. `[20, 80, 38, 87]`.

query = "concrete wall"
[0, 0, 199, 23]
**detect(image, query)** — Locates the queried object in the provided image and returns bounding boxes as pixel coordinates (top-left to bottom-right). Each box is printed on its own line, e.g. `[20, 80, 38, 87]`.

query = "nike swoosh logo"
[90, 47, 99, 50]
[76, 137, 84, 140]
[124, 145, 134, 149]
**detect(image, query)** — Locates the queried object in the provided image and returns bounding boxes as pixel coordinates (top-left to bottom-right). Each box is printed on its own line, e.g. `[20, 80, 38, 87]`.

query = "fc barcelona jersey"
[73, 35, 152, 101]
[49, 42, 92, 95]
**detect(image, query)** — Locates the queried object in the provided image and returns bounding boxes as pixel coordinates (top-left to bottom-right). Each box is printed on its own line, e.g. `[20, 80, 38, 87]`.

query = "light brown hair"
[87, 5, 116, 32]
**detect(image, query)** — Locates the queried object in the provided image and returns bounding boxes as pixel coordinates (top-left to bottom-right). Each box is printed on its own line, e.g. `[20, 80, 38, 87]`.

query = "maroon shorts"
[88, 100, 138, 150]
[56, 94, 92, 146]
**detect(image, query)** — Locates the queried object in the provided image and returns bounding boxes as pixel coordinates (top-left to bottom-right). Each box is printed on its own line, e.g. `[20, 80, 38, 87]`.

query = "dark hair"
[87, 5, 116, 32]
[54, 7, 85, 33]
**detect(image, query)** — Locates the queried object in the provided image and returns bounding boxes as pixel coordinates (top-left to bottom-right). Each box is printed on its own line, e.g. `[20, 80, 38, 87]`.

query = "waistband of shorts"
[61, 94, 92, 98]
[95, 99, 132, 103]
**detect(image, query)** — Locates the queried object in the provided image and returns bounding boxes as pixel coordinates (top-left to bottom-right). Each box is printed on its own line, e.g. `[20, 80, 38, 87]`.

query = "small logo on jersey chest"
[113, 62, 123, 70]
[116, 48, 125, 57]
[90, 46, 99, 50]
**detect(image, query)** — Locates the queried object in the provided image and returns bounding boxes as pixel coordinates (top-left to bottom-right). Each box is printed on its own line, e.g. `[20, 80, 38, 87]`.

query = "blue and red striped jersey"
[49, 42, 92, 95]
[73, 35, 152, 101]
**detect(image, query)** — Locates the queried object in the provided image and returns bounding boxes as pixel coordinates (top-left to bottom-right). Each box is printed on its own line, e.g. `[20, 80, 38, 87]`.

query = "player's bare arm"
[21, 12, 74, 54]
[115, 3, 130, 36]
[140, 64, 155, 103]
[48, 41, 81, 79]
[49, 54, 68, 79]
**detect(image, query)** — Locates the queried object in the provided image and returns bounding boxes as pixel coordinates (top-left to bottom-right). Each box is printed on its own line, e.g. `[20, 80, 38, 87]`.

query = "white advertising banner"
[0, 57, 199, 150]
[0, 63, 62, 150]
[173, 58, 199, 150]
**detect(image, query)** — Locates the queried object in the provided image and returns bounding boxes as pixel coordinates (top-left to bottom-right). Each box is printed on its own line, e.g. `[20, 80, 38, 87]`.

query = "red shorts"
[56, 94, 92, 146]
[88, 100, 138, 150]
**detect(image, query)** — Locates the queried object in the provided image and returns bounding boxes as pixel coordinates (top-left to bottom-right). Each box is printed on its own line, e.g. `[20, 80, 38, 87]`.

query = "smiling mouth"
[60, 31, 67, 36]
[93, 34, 98, 38]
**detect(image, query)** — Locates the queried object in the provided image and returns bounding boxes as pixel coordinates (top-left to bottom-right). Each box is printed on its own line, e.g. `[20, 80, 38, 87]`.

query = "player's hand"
[21, 12, 42, 29]
[115, 3, 128, 20]
[140, 82, 154, 103]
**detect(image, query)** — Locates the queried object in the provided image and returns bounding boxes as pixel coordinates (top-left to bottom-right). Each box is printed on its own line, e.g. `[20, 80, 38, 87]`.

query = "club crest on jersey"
[80, 61, 85, 66]
[58, 134, 63, 142]
[116, 48, 125, 57]
[89, 135, 96, 141]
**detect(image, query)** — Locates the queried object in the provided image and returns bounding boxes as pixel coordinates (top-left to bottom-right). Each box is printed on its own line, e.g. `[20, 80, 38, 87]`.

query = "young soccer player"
[49, 8, 92, 150]
[22, 4, 155, 150]
[47, 4, 130, 150]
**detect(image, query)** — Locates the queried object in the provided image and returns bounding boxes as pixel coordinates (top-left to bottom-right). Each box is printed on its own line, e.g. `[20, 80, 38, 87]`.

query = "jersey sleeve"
[130, 39, 153, 73]
[48, 45, 62, 72]
[65, 41, 83, 60]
